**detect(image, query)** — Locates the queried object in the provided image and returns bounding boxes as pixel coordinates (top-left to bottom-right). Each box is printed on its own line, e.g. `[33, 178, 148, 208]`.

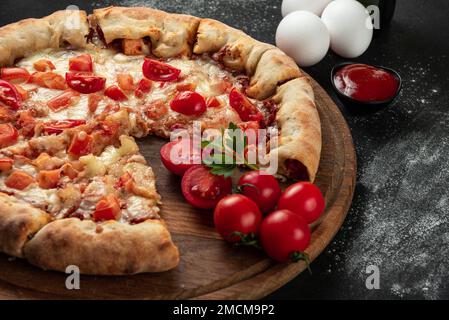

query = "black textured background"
[1, 0, 448, 300]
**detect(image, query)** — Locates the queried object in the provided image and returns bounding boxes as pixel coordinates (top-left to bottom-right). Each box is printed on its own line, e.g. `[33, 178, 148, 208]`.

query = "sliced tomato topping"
[117, 73, 135, 91]
[93, 194, 121, 222]
[176, 83, 197, 92]
[134, 78, 153, 98]
[5, 170, 35, 190]
[170, 91, 206, 116]
[181, 165, 233, 209]
[88, 93, 103, 113]
[47, 89, 80, 112]
[160, 139, 201, 176]
[104, 85, 128, 101]
[206, 96, 222, 108]
[0, 123, 19, 148]
[42, 119, 86, 135]
[67, 131, 93, 157]
[28, 72, 66, 90]
[229, 88, 264, 122]
[0, 158, 14, 171]
[66, 72, 106, 94]
[17, 110, 36, 138]
[69, 54, 93, 72]
[0, 67, 30, 83]
[0, 79, 22, 110]
[142, 58, 181, 82]
[33, 59, 56, 72]
[14, 84, 29, 100]
[37, 169, 61, 189]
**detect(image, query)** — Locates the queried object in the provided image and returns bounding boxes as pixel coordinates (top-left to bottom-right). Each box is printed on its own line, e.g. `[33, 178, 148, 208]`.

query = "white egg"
[321, 0, 373, 58]
[276, 11, 330, 67]
[282, 0, 333, 17]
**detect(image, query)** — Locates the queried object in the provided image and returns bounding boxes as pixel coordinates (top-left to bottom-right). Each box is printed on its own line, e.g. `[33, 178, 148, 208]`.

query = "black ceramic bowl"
[330, 62, 402, 114]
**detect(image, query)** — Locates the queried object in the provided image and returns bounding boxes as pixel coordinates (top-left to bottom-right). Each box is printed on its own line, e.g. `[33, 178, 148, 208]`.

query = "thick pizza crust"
[24, 218, 179, 275]
[93, 6, 200, 57]
[0, 10, 89, 66]
[270, 77, 322, 182]
[0, 193, 51, 257]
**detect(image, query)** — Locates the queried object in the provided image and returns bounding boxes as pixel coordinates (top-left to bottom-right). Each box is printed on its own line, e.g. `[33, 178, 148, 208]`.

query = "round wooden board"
[0, 76, 356, 300]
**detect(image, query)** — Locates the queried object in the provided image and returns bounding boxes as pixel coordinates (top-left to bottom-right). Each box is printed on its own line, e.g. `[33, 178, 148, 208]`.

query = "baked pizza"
[0, 7, 321, 275]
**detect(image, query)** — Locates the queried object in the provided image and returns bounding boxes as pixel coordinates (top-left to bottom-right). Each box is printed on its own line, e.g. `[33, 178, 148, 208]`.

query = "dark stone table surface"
[1, 0, 448, 300]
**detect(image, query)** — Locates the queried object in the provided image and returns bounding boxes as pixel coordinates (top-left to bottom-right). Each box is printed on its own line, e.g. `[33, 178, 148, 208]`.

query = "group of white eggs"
[277, 0, 374, 67]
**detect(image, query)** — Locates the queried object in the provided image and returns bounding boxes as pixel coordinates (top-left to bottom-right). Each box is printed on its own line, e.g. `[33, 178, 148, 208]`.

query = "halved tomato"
[42, 119, 86, 135]
[0, 123, 19, 148]
[67, 131, 93, 157]
[170, 91, 206, 116]
[0, 157, 14, 171]
[33, 59, 56, 72]
[0, 67, 30, 83]
[5, 170, 35, 190]
[69, 54, 93, 72]
[66, 72, 106, 94]
[134, 78, 153, 98]
[160, 138, 201, 176]
[229, 88, 264, 122]
[0, 79, 22, 110]
[142, 58, 181, 82]
[181, 165, 232, 209]
[104, 85, 128, 101]
[47, 89, 80, 112]
[28, 72, 66, 90]
[93, 194, 121, 222]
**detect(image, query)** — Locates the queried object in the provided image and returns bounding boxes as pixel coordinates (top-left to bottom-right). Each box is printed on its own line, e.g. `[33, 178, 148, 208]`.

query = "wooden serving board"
[0, 76, 356, 300]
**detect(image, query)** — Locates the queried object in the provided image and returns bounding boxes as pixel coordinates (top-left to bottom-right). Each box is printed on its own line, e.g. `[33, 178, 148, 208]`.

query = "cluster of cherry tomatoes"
[160, 138, 325, 264]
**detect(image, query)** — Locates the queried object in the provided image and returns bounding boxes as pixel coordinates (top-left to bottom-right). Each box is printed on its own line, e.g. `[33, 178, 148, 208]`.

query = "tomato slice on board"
[66, 72, 106, 94]
[0, 123, 19, 148]
[33, 59, 56, 72]
[170, 91, 206, 116]
[42, 119, 86, 135]
[47, 89, 80, 112]
[134, 78, 153, 98]
[0, 67, 30, 83]
[0, 157, 14, 171]
[0, 80, 22, 110]
[104, 85, 128, 101]
[67, 131, 93, 157]
[142, 58, 181, 82]
[28, 72, 66, 90]
[93, 194, 121, 222]
[117, 73, 135, 91]
[37, 169, 61, 189]
[160, 139, 201, 176]
[69, 54, 93, 72]
[229, 88, 264, 122]
[5, 170, 35, 190]
[181, 165, 232, 209]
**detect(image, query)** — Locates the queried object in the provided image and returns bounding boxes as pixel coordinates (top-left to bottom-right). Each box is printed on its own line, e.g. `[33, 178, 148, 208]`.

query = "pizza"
[0, 7, 321, 275]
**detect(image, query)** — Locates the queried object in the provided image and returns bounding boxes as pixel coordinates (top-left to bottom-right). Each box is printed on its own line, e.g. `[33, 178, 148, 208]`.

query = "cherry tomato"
[33, 59, 56, 72]
[93, 194, 121, 222]
[134, 78, 153, 98]
[0, 80, 22, 110]
[69, 54, 93, 72]
[181, 165, 232, 209]
[229, 88, 264, 122]
[170, 91, 206, 116]
[260, 210, 311, 263]
[237, 170, 281, 214]
[67, 131, 93, 157]
[277, 182, 325, 224]
[104, 85, 128, 101]
[47, 89, 80, 112]
[142, 58, 181, 82]
[0, 123, 19, 148]
[0, 67, 30, 83]
[214, 194, 262, 244]
[66, 72, 106, 94]
[160, 139, 200, 176]
[28, 72, 66, 90]
[42, 119, 86, 135]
